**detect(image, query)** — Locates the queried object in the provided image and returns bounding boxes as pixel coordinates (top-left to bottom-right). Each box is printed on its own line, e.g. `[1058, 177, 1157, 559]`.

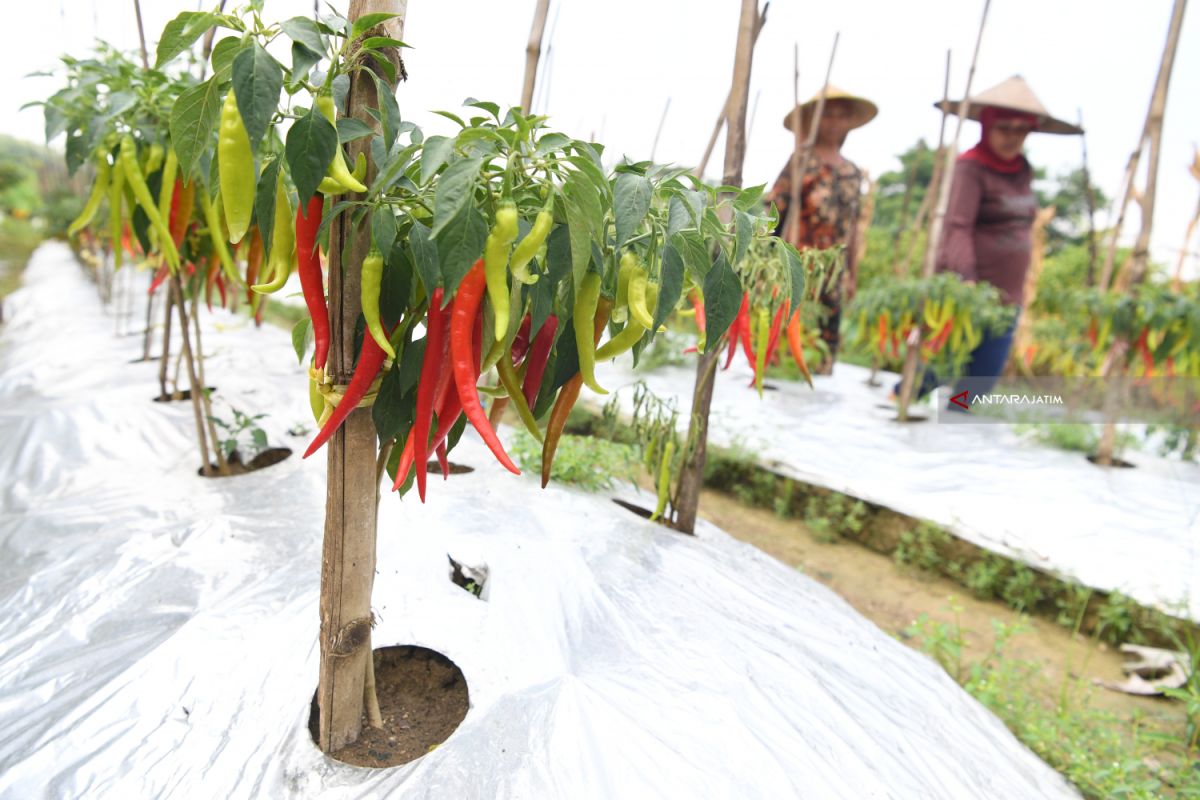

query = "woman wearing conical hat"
[909, 75, 1082, 403]
[766, 85, 877, 374]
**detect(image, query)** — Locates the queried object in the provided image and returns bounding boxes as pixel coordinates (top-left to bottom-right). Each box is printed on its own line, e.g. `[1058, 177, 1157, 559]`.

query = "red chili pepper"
[511, 315, 532, 365]
[682, 345, 698, 355]
[1136, 327, 1153, 373]
[216, 272, 228, 309]
[521, 315, 558, 407]
[927, 319, 953, 355]
[877, 316, 888, 354]
[392, 379, 464, 491]
[763, 304, 787, 368]
[739, 295, 756, 368]
[435, 441, 450, 479]
[724, 294, 750, 370]
[691, 290, 707, 334]
[254, 295, 266, 327]
[413, 288, 447, 502]
[1086, 319, 1098, 348]
[297, 196, 330, 371]
[148, 263, 169, 295]
[541, 299, 611, 488]
[451, 259, 520, 475]
[303, 325, 390, 458]
[205, 259, 217, 312]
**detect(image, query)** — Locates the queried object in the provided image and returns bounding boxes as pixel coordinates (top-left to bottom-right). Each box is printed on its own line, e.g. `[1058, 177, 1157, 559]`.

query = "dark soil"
[611, 498, 689, 534]
[153, 386, 216, 402]
[1086, 454, 1136, 469]
[425, 460, 474, 476]
[312, 645, 470, 768]
[197, 447, 292, 477]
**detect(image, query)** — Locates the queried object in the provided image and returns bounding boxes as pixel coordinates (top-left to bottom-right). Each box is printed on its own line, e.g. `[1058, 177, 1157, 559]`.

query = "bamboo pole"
[650, 98, 671, 163]
[788, 42, 802, 239]
[132, 0, 149, 70]
[169, 273, 215, 476]
[1097, 0, 1187, 466]
[693, 3, 768, 180]
[905, 0, 990, 421]
[673, 0, 762, 536]
[923, 4, 990, 278]
[190, 286, 230, 475]
[897, 49, 951, 278]
[1114, 0, 1187, 292]
[1172, 193, 1200, 290]
[520, 0, 551, 114]
[317, 0, 405, 753]
[787, 34, 839, 246]
[1079, 109, 1099, 286]
[158, 279, 173, 398]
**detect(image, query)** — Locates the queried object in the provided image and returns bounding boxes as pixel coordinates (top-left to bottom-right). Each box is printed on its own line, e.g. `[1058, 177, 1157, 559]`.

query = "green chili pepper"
[108, 157, 125, 270]
[218, 88, 254, 244]
[496, 348, 543, 442]
[627, 269, 655, 330]
[753, 307, 769, 396]
[595, 284, 657, 361]
[362, 247, 394, 358]
[156, 147, 178, 245]
[119, 136, 181, 272]
[651, 439, 675, 521]
[68, 153, 110, 237]
[252, 171, 295, 294]
[485, 200, 519, 340]
[199, 188, 238, 285]
[613, 251, 639, 323]
[315, 94, 368, 194]
[509, 199, 553, 285]
[574, 270, 607, 394]
[318, 152, 366, 195]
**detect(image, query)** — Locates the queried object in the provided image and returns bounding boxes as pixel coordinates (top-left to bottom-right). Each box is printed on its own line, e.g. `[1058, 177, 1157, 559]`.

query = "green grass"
[907, 607, 1200, 799]
[0, 217, 43, 301]
[509, 430, 637, 492]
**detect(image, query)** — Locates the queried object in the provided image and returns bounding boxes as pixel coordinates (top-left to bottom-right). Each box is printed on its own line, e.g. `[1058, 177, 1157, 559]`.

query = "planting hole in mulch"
[308, 645, 469, 768]
[197, 447, 292, 477]
[447, 555, 488, 598]
[1087, 454, 1137, 469]
[128, 354, 162, 364]
[761, 383, 779, 392]
[153, 387, 216, 402]
[611, 498, 690, 534]
[425, 460, 474, 476]
[890, 414, 929, 423]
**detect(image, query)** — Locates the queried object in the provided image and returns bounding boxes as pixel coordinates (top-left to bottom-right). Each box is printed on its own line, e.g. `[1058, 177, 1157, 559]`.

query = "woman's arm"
[938, 161, 983, 282]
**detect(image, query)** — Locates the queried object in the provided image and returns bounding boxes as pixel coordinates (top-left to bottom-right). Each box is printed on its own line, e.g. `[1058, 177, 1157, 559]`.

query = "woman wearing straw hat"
[903, 75, 1082, 404]
[767, 85, 877, 374]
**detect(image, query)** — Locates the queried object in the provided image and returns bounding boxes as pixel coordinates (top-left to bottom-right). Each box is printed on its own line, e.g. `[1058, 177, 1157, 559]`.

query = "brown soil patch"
[313, 645, 470, 768]
[197, 447, 292, 477]
[153, 386, 216, 402]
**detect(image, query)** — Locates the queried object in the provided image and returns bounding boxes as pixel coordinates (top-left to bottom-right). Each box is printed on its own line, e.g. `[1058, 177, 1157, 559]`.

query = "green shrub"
[510, 431, 636, 492]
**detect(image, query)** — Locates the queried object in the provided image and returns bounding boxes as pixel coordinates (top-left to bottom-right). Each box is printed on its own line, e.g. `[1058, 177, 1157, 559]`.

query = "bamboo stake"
[1079, 109, 1099, 287]
[898, 50, 951, 278]
[1009, 205, 1056, 375]
[787, 33, 839, 246]
[787, 43, 802, 244]
[746, 89, 762, 142]
[158, 282, 173, 398]
[693, 3, 768, 179]
[650, 98, 671, 163]
[170, 273, 215, 477]
[1172, 194, 1200, 290]
[318, 0, 405, 753]
[923, 4, 990, 278]
[1097, 0, 1187, 466]
[674, 0, 762, 535]
[132, 0, 149, 70]
[190, 285, 229, 475]
[520, 0, 551, 114]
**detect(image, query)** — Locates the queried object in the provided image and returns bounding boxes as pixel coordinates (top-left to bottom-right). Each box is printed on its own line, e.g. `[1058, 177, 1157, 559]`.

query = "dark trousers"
[897, 310, 1021, 405]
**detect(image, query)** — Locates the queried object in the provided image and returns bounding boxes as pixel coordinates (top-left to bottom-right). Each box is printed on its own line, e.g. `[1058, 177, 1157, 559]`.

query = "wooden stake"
[787, 33, 839, 245]
[693, 3, 768, 179]
[1079, 109, 1099, 286]
[132, 0, 149, 70]
[521, 0, 551, 114]
[317, 0, 406, 754]
[650, 98, 671, 163]
[923, 1, 991, 278]
[674, 0, 762, 535]
[169, 273, 215, 476]
[899, 50, 953, 279]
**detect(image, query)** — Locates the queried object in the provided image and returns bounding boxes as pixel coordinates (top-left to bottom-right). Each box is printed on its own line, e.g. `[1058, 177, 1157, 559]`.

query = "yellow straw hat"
[934, 75, 1083, 135]
[782, 84, 878, 133]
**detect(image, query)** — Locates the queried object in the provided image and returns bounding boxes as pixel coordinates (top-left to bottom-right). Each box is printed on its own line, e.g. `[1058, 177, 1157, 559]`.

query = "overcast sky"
[4, 1, 1198, 279]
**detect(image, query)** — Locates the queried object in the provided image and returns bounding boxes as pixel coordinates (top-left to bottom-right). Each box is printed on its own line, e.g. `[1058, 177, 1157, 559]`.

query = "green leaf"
[436, 204, 487, 302]
[351, 12, 402, 40]
[369, 72, 401, 152]
[364, 51, 398, 86]
[532, 224, 572, 335]
[430, 156, 482, 238]
[290, 42, 321, 81]
[361, 36, 408, 50]
[232, 43, 283, 152]
[732, 184, 766, 212]
[535, 133, 571, 157]
[155, 11, 217, 68]
[43, 106, 66, 143]
[285, 107, 337, 204]
[280, 16, 325, 55]
[210, 37, 241, 83]
[252, 429, 268, 450]
[408, 220, 440, 296]
[292, 317, 312, 364]
[562, 170, 603, 292]
[420, 135, 454, 183]
[255, 157, 280, 256]
[703, 251, 742, 352]
[373, 360, 414, 443]
[613, 172, 651, 247]
[464, 99, 501, 119]
[398, 336, 426, 397]
[431, 110, 467, 128]
[169, 78, 222, 180]
[784, 244, 807, 314]
[733, 209, 752, 266]
[336, 117, 374, 143]
[652, 243, 685, 339]
[382, 240, 413, 327]
[672, 230, 711, 282]
[372, 205, 398, 257]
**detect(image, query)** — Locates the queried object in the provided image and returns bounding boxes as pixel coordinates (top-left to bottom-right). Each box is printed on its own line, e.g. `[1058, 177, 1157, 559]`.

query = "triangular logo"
[950, 390, 969, 410]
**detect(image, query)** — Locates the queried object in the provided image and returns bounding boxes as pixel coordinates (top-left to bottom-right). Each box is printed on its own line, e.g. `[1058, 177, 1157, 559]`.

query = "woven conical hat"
[934, 75, 1082, 135]
[783, 84, 878, 133]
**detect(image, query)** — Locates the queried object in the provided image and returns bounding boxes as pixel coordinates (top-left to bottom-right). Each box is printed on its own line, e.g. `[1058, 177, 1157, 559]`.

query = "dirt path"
[695, 487, 1184, 730]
